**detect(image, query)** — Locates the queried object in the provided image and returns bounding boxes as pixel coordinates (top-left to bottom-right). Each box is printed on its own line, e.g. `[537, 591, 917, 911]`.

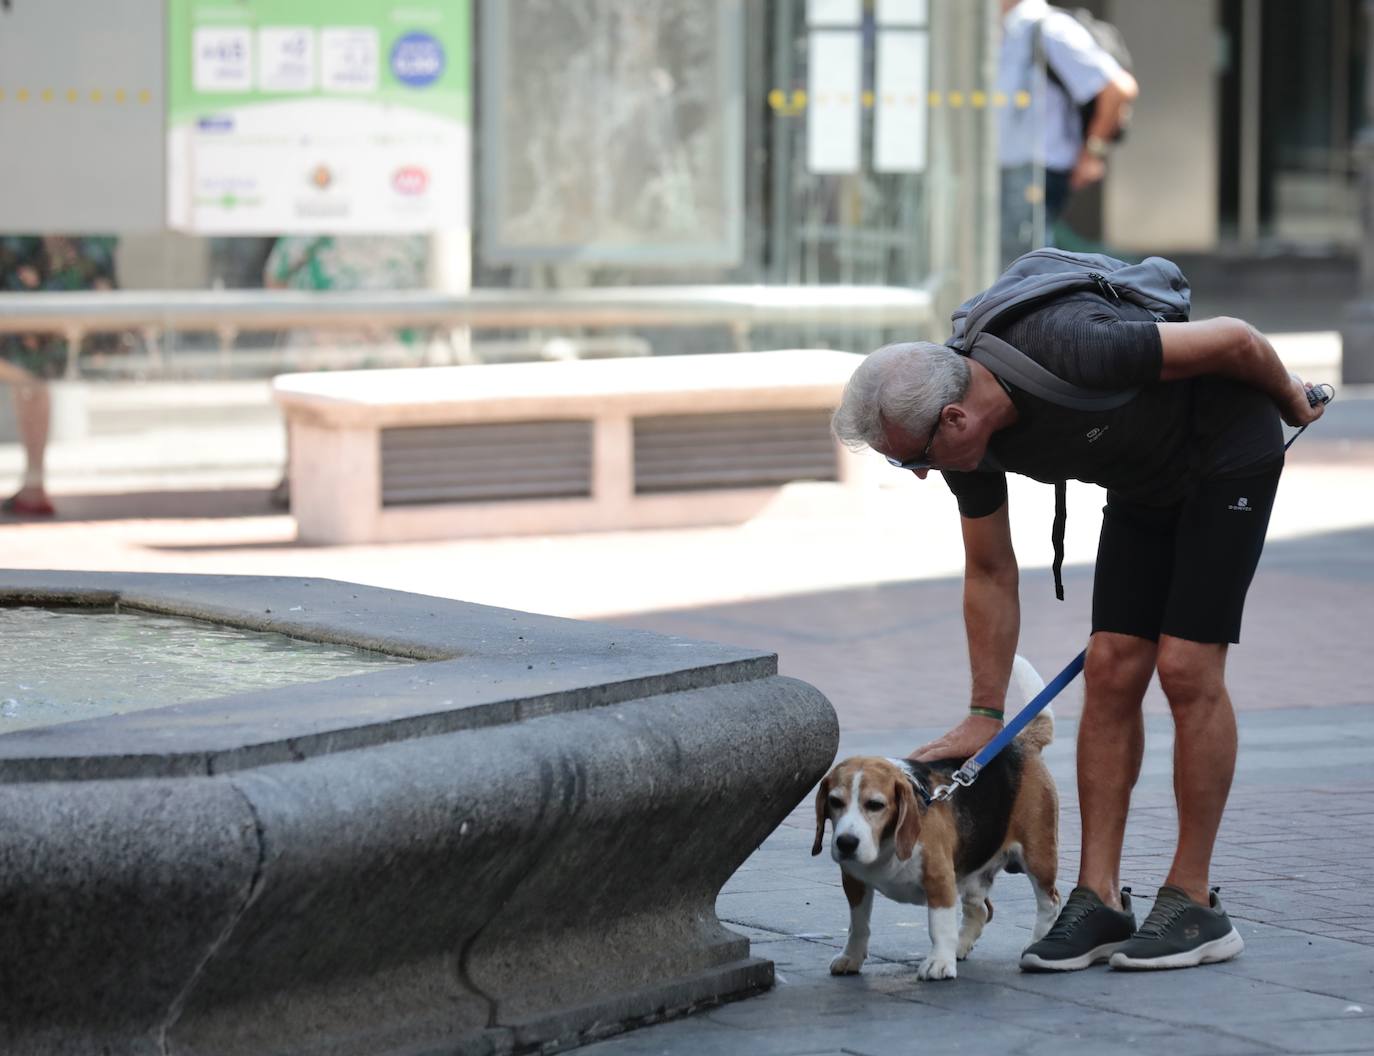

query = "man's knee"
[1155, 637, 1228, 707]
[1084, 632, 1156, 704]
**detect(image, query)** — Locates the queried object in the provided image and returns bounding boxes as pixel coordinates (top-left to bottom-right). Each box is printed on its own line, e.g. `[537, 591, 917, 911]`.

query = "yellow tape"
[760, 86, 1037, 114]
[0, 87, 151, 105]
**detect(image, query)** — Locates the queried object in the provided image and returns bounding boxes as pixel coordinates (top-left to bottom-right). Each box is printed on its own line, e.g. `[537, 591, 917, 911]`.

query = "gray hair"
[831, 341, 971, 451]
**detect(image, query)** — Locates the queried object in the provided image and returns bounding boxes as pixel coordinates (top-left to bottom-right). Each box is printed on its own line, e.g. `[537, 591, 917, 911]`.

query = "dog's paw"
[956, 932, 981, 959]
[829, 952, 865, 975]
[917, 954, 958, 981]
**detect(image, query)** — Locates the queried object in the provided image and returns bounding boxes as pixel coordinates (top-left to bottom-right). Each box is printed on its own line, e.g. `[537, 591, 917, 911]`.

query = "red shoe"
[2, 492, 56, 517]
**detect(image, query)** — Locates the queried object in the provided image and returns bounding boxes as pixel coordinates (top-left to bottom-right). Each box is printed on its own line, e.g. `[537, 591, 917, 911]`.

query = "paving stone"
[612, 733, 1374, 1055]
[605, 605, 1374, 1054]
[1221, 1015, 1374, 1054]
[1017, 1033, 1274, 1056]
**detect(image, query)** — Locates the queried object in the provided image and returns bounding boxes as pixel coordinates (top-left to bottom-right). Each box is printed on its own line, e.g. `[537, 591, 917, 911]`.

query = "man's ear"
[894, 778, 923, 861]
[811, 773, 833, 856]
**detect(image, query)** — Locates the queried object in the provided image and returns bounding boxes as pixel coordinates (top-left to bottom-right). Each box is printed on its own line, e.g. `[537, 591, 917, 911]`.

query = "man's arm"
[1070, 71, 1138, 190]
[912, 501, 1019, 763]
[1156, 318, 1325, 427]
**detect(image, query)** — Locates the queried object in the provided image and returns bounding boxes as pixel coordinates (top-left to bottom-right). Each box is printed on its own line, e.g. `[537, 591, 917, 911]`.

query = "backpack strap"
[1052, 481, 1067, 601]
[968, 333, 1139, 411]
[964, 331, 1136, 603]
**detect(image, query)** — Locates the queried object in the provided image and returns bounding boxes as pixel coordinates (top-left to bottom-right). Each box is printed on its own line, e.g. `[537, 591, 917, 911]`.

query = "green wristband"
[969, 706, 1004, 721]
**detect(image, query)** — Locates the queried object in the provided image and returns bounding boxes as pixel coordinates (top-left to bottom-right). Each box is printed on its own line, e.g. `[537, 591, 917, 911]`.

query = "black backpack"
[1035, 7, 1135, 140]
[946, 248, 1191, 599]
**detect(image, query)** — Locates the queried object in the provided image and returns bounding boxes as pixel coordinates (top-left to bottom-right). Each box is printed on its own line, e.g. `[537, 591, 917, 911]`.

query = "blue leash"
[929, 649, 1086, 803]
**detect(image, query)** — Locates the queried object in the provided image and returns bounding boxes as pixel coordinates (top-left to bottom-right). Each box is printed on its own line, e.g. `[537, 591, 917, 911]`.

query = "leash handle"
[1285, 383, 1335, 451]
[945, 649, 1087, 792]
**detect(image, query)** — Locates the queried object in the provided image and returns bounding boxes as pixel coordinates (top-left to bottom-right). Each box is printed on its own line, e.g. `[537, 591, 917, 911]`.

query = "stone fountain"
[0, 570, 837, 1056]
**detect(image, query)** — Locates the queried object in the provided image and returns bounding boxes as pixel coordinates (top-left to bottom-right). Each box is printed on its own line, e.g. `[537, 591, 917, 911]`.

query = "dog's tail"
[1010, 654, 1054, 752]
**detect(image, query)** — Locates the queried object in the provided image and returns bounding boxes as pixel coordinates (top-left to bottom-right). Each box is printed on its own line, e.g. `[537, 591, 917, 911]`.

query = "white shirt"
[996, 0, 1124, 170]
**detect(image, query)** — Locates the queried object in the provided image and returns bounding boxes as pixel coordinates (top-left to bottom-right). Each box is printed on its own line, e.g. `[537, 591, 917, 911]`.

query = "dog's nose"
[835, 833, 859, 856]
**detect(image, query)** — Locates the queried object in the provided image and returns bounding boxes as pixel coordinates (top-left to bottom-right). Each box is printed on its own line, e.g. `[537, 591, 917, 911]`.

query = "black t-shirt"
[943, 291, 1284, 518]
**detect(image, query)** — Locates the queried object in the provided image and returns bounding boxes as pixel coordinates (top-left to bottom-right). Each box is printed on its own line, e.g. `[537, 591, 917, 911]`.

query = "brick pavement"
[577, 706, 1374, 1056]
[587, 469, 1374, 1052]
[608, 523, 1374, 730]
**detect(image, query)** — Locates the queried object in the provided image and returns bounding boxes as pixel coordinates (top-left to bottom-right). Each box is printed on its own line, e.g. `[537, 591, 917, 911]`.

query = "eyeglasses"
[884, 415, 943, 472]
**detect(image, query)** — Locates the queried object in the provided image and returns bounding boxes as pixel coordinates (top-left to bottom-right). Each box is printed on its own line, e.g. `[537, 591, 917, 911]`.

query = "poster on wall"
[479, 0, 742, 265]
[166, 0, 469, 234]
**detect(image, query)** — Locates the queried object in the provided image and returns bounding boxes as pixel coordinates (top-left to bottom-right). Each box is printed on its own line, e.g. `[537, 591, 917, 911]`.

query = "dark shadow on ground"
[2, 488, 281, 524]
[607, 523, 1374, 731]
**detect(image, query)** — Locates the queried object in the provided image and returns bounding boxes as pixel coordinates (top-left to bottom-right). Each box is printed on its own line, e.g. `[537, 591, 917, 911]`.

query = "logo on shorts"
[1228, 496, 1252, 512]
[1086, 426, 1109, 443]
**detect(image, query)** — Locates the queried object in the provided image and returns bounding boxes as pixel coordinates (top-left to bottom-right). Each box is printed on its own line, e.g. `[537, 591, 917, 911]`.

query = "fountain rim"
[0, 570, 775, 784]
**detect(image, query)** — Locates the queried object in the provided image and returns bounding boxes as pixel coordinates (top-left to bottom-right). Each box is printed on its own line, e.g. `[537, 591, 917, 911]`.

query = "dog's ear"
[894, 776, 922, 861]
[811, 772, 833, 856]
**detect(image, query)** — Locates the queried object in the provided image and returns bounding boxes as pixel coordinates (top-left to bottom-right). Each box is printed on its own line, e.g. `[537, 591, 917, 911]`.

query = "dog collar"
[888, 758, 935, 808]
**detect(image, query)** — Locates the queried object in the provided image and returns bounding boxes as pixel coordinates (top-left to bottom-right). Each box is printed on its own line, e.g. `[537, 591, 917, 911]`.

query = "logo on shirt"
[1086, 426, 1109, 443]
[1228, 497, 1252, 512]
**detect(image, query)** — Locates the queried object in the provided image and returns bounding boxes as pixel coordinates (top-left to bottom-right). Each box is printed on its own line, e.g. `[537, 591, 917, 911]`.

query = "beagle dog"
[812, 656, 1060, 981]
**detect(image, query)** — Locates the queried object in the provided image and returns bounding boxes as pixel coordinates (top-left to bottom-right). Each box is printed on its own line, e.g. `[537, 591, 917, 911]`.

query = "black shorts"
[1091, 462, 1283, 645]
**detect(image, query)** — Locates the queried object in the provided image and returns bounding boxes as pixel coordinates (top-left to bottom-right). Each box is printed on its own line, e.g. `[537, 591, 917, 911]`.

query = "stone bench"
[272, 349, 865, 545]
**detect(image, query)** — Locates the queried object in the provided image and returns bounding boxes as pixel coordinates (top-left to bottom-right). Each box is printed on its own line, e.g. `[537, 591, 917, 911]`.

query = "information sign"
[167, 1, 469, 233]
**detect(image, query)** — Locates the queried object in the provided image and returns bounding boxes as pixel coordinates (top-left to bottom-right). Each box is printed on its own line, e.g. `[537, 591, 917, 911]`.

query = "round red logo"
[392, 166, 429, 196]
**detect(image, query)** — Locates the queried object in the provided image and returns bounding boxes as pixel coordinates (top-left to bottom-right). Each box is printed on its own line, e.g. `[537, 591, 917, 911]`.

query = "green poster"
[166, 0, 469, 233]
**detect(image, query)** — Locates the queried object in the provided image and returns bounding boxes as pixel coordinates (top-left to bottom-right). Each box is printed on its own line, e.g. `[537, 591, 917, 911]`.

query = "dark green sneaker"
[1109, 885, 1244, 970]
[1020, 886, 1136, 972]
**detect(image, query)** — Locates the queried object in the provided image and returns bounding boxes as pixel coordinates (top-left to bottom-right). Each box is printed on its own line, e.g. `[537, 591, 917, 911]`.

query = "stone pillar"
[1340, 0, 1374, 383]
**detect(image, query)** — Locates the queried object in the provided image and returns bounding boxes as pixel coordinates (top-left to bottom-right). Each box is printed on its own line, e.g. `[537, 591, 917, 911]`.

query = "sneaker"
[1020, 886, 1137, 972]
[1109, 886, 1244, 970]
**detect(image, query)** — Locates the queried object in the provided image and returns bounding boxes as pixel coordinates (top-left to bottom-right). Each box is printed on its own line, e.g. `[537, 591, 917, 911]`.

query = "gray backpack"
[945, 248, 1192, 599]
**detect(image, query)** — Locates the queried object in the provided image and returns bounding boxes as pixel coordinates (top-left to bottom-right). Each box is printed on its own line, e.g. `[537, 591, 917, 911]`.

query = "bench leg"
[289, 420, 381, 544]
[593, 415, 634, 514]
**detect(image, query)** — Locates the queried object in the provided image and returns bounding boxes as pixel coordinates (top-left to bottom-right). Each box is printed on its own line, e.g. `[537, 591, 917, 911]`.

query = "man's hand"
[1069, 152, 1106, 191]
[911, 714, 1003, 764]
[1282, 373, 1326, 429]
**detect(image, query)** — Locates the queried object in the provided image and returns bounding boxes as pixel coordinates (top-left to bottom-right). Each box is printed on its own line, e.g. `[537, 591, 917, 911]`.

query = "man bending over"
[831, 288, 1324, 972]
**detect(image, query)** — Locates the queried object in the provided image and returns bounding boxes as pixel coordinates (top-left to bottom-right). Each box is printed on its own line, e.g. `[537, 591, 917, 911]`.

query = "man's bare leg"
[1077, 631, 1157, 910]
[1155, 636, 1235, 906]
